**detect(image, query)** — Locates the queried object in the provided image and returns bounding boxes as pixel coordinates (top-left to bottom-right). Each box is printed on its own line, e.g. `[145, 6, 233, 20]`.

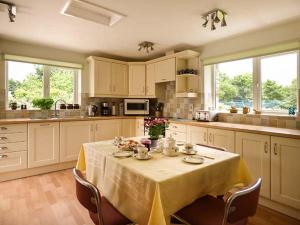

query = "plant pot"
[40, 110, 49, 119]
[149, 138, 158, 148]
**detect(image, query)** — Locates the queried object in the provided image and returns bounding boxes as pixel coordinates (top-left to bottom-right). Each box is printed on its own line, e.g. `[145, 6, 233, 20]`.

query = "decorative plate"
[133, 153, 152, 160]
[181, 149, 197, 155]
[112, 151, 133, 158]
[182, 155, 204, 164]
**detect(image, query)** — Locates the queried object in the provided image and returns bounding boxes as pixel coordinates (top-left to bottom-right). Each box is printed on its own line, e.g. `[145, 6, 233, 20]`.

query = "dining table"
[76, 138, 252, 225]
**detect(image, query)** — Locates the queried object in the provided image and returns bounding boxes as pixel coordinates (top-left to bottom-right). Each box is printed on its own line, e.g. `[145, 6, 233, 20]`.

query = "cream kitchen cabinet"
[207, 128, 235, 152]
[155, 58, 176, 83]
[0, 151, 27, 173]
[129, 65, 146, 96]
[146, 63, 156, 96]
[94, 120, 122, 141]
[271, 136, 300, 210]
[111, 63, 128, 96]
[166, 123, 187, 142]
[60, 121, 95, 162]
[187, 126, 208, 145]
[236, 132, 271, 198]
[28, 122, 59, 168]
[136, 118, 145, 137]
[88, 58, 128, 97]
[121, 119, 136, 138]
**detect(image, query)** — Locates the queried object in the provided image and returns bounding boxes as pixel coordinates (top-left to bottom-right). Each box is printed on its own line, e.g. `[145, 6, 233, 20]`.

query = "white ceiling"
[0, 0, 300, 60]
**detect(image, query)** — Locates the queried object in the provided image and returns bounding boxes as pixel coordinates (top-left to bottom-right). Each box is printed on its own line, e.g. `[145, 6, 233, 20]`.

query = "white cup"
[184, 143, 193, 153]
[137, 146, 148, 158]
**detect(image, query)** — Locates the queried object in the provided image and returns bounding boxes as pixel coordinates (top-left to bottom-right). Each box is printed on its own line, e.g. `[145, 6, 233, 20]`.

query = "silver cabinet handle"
[264, 142, 268, 154]
[273, 143, 278, 155]
[203, 132, 207, 142]
[0, 127, 7, 130]
[0, 137, 7, 140]
[0, 155, 8, 159]
[0, 147, 8, 150]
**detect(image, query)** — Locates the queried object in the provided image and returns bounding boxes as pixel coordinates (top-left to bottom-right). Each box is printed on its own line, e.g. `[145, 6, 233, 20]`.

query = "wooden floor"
[0, 169, 299, 225]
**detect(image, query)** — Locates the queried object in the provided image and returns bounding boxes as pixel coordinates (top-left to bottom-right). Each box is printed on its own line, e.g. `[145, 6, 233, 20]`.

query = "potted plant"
[144, 118, 169, 147]
[32, 98, 54, 118]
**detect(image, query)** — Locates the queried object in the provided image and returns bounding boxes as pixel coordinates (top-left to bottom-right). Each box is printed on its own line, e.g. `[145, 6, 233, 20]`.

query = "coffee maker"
[100, 102, 110, 116]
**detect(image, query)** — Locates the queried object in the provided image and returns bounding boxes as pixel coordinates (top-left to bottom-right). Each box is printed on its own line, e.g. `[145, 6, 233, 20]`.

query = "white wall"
[195, 19, 300, 60]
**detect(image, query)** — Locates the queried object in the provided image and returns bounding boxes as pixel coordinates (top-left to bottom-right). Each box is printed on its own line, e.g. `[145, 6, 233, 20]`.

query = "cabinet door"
[146, 63, 156, 96]
[0, 151, 27, 173]
[136, 118, 145, 137]
[94, 120, 122, 141]
[121, 119, 136, 138]
[60, 121, 94, 162]
[207, 128, 235, 152]
[95, 60, 112, 95]
[187, 126, 208, 145]
[236, 132, 271, 198]
[112, 63, 128, 96]
[271, 136, 300, 210]
[155, 58, 175, 83]
[129, 65, 146, 96]
[28, 123, 59, 168]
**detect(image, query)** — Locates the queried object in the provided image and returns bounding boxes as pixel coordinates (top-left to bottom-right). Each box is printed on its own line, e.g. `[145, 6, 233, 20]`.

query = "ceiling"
[0, 0, 300, 60]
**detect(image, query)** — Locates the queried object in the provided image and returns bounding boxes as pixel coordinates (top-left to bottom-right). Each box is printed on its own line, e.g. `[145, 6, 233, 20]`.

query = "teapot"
[166, 135, 176, 149]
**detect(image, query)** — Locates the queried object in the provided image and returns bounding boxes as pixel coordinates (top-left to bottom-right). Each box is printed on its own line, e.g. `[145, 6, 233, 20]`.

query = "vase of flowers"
[144, 118, 169, 147]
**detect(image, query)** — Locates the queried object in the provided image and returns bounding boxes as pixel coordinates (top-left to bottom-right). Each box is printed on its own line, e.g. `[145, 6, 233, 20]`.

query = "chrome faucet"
[53, 99, 67, 118]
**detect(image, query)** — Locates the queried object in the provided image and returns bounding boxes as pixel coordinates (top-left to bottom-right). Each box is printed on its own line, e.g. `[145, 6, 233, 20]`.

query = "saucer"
[163, 149, 180, 157]
[181, 149, 197, 155]
[183, 155, 204, 164]
[133, 153, 152, 160]
[112, 151, 133, 158]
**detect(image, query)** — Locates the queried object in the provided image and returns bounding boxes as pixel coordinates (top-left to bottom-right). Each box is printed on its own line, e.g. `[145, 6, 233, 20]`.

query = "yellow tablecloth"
[76, 140, 252, 225]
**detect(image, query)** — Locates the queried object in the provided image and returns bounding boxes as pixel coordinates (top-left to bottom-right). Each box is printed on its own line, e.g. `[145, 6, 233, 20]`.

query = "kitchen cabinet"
[94, 120, 122, 141]
[88, 58, 128, 97]
[60, 121, 94, 162]
[271, 136, 300, 210]
[207, 128, 235, 152]
[111, 63, 128, 95]
[136, 118, 145, 137]
[28, 122, 59, 168]
[122, 119, 137, 138]
[146, 63, 156, 96]
[155, 58, 176, 83]
[129, 65, 146, 96]
[235, 132, 271, 198]
[187, 126, 208, 145]
[0, 151, 27, 173]
[166, 123, 187, 142]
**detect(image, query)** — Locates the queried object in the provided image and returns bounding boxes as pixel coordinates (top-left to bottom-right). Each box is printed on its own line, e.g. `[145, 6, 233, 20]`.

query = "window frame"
[210, 50, 300, 114]
[5, 61, 80, 110]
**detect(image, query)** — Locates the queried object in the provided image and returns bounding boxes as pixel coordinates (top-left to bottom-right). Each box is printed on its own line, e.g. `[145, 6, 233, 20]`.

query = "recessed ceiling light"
[61, 0, 126, 27]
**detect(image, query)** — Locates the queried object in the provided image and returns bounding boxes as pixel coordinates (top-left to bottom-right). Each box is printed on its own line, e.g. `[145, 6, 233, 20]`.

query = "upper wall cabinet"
[88, 57, 128, 97]
[155, 58, 176, 83]
[129, 65, 146, 96]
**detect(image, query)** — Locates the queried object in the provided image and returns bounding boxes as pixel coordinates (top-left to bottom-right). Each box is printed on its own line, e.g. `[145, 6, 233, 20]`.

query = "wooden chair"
[72, 168, 134, 225]
[171, 178, 262, 225]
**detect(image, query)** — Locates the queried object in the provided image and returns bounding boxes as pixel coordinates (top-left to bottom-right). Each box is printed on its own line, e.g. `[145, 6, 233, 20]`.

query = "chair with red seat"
[171, 178, 261, 225]
[72, 168, 134, 225]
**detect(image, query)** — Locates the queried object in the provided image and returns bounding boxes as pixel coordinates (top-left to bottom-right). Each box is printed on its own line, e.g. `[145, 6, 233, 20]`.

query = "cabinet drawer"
[0, 133, 27, 143]
[0, 151, 27, 173]
[0, 124, 27, 134]
[168, 123, 187, 133]
[0, 142, 27, 153]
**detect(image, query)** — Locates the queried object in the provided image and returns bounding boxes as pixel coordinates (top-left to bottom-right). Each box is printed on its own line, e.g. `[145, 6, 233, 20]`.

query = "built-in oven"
[124, 99, 149, 115]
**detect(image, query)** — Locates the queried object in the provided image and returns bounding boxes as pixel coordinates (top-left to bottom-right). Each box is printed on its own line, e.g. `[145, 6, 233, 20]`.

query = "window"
[215, 58, 253, 110]
[6, 61, 80, 109]
[208, 50, 299, 114]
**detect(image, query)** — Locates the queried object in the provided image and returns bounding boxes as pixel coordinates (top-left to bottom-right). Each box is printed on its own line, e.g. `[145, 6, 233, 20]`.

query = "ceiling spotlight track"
[202, 9, 227, 31]
[0, 0, 16, 22]
[138, 41, 154, 53]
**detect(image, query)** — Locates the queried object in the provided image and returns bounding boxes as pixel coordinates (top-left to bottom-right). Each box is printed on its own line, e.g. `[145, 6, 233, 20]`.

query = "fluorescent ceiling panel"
[61, 0, 125, 26]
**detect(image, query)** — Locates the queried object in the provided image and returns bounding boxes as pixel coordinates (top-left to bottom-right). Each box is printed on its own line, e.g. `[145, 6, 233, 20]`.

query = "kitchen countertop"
[0, 116, 144, 125]
[169, 119, 300, 139]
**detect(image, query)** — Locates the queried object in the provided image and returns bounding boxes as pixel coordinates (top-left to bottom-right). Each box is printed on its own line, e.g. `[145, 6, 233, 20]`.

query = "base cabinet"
[28, 122, 59, 168]
[122, 119, 136, 138]
[207, 128, 235, 152]
[136, 118, 145, 137]
[94, 120, 122, 141]
[60, 121, 95, 162]
[236, 132, 271, 198]
[187, 126, 208, 145]
[0, 151, 27, 173]
[271, 136, 300, 210]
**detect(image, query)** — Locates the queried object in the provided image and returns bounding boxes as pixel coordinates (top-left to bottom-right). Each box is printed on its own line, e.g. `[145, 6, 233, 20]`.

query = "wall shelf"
[176, 92, 198, 98]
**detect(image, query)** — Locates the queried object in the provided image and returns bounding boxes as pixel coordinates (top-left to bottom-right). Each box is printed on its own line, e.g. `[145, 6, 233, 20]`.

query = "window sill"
[217, 111, 299, 120]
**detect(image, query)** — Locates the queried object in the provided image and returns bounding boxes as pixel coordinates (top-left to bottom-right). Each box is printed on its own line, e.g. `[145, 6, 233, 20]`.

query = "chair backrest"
[222, 178, 262, 225]
[72, 168, 104, 225]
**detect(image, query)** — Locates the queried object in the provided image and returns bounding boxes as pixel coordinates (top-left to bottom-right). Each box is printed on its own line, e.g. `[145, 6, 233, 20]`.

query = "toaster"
[194, 110, 217, 122]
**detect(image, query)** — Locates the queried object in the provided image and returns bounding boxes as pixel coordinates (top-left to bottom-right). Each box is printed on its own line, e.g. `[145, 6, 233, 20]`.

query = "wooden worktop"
[0, 116, 143, 125]
[169, 120, 300, 139]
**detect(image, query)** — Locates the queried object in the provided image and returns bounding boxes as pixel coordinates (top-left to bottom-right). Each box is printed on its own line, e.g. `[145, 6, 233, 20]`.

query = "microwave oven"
[124, 99, 149, 115]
